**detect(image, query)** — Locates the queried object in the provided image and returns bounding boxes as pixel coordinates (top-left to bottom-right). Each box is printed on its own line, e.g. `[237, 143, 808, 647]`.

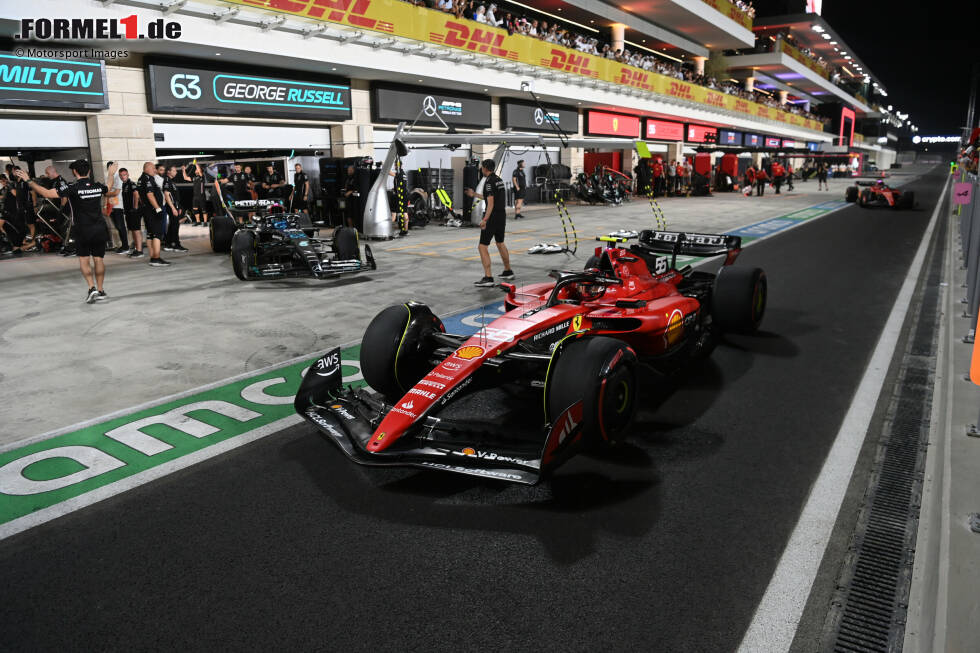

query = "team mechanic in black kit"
[465, 159, 514, 287]
[15, 160, 117, 303]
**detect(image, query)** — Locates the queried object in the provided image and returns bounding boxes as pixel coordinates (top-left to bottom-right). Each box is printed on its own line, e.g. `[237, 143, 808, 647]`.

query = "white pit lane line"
[737, 174, 950, 653]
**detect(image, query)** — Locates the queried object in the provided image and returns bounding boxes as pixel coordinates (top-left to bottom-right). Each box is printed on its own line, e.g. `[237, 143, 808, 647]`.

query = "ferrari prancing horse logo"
[571, 315, 583, 331]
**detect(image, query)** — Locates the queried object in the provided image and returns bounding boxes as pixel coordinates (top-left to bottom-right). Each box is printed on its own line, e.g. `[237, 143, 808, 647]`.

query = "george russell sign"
[0, 52, 108, 110]
[146, 61, 352, 120]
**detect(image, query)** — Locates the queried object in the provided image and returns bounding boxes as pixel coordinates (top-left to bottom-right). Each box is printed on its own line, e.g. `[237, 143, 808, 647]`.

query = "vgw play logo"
[15, 16, 182, 41]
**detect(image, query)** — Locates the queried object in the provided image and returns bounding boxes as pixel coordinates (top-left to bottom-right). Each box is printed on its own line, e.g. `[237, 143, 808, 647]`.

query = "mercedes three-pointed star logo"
[533, 108, 545, 125]
[422, 95, 438, 117]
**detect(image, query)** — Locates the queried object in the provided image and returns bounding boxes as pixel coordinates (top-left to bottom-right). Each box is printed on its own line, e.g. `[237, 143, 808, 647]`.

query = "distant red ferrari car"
[845, 180, 915, 209]
[295, 230, 767, 484]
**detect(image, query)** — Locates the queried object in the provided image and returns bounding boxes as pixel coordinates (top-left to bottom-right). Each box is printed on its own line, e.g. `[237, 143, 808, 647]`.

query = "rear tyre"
[547, 336, 638, 449]
[296, 212, 315, 237]
[210, 215, 236, 253]
[230, 230, 257, 281]
[712, 266, 767, 334]
[845, 186, 858, 202]
[360, 304, 444, 401]
[900, 191, 915, 209]
[333, 226, 360, 261]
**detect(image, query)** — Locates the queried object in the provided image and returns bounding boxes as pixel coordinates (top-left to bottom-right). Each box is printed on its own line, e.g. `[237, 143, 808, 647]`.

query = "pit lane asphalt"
[0, 168, 946, 651]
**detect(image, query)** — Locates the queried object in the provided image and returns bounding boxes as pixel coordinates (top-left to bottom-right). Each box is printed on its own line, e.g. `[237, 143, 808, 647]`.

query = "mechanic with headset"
[15, 160, 117, 303]
[465, 158, 515, 287]
[136, 161, 170, 267]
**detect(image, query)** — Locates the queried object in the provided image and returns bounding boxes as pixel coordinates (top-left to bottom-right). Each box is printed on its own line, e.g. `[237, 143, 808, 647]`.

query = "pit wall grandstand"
[227, 0, 823, 132]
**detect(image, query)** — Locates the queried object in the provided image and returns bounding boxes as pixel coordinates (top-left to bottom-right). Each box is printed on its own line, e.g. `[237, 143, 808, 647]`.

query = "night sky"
[753, 0, 979, 135]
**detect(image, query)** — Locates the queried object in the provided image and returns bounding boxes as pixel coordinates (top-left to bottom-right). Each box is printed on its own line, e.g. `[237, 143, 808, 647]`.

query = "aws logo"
[544, 50, 598, 77]
[432, 21, 517, 59]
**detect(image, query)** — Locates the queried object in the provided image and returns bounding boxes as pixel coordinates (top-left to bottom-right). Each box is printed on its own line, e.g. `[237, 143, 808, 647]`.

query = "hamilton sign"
[0, 52, 108, 110]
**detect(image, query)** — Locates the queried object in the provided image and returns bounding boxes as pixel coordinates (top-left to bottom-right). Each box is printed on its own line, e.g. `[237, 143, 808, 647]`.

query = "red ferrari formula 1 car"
[295, 230, 767, 484]
[845, 180, 915, 209]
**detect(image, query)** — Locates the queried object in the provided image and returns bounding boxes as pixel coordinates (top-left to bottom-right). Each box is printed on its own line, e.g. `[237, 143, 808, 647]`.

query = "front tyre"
[231, 230, 257, 281]
[333, 226, 360, 261]
[547, 336, 638, 449]
[845, 186, 858, 202]
[360, 303, 444, 401]
[210, 215, 236, 253]
[712, 266, 766, 334]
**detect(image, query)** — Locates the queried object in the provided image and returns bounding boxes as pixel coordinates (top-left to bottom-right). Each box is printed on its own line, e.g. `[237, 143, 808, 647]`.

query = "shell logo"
[455, 345, 484, 360]
[665, 309, 685, 347]
[462, 447, 476, 456]
[612, 117, 619, 132]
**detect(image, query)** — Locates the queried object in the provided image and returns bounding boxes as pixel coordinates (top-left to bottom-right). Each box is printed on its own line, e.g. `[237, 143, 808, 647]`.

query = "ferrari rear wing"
[636, 230, 742, 259]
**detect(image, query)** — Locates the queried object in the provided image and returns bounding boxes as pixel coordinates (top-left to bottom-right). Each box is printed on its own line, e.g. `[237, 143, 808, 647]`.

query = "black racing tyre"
[333, 226, 360, 261]
[547, 336, 638, 449]
[712, 266, 767, 334]
[231, 230, 257, 281]
[360, 304, 444, 401]
[296, 212, 315, 237]
[210, 215, 236, 253]
[900, 191, 915, 209]
[858, 190, 871, 208]
[845, 186, 858, 202]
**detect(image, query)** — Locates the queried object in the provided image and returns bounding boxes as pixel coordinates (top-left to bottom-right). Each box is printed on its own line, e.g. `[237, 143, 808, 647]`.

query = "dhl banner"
[230, 0, 823, 133]
[778, 40, 830, 80]
[698, 0, 752, 30]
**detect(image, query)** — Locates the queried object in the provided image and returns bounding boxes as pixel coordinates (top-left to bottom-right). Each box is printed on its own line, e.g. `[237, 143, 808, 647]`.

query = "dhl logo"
[431, 21, 517, 59]
[757, 105, 770, 117]
[735, 99, 750, 114]
[543, 49, 598, 77]
[775, 112, 787, 122]
[618, 68, 653, 91]
[705, 92, 725, 108]
[245, 0, 391, 32]
[667, 81, 695, 101]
